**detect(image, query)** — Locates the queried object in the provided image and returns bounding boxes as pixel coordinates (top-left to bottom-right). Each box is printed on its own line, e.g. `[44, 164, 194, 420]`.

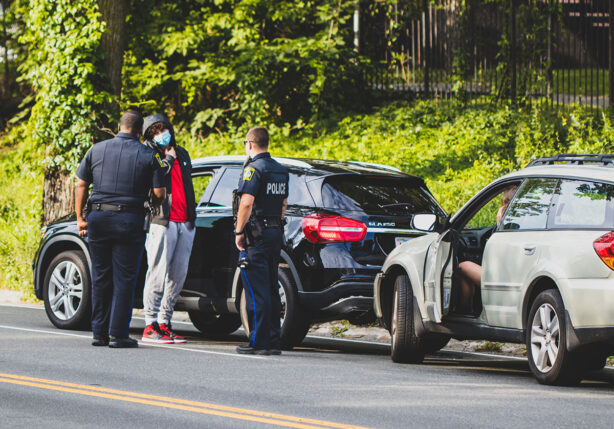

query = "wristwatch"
[235, 230, 244, 236]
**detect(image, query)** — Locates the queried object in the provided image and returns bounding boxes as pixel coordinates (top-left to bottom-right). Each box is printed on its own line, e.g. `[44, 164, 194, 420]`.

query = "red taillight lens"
[593, 232, 614, 270]
[301, 214, 367, 243]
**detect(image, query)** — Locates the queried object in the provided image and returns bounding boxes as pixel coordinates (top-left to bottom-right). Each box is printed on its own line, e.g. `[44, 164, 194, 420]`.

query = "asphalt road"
[1, 303, 613, 428]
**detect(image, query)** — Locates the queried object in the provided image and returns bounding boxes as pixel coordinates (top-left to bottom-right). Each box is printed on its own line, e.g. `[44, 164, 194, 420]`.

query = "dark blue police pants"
[87, 210, 145, 338]
[243, 227, 283, 350]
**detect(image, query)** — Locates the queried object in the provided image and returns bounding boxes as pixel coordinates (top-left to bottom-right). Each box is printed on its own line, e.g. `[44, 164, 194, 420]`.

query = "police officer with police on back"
[75, 110, 166, 348]
[234, 127, 288, 355]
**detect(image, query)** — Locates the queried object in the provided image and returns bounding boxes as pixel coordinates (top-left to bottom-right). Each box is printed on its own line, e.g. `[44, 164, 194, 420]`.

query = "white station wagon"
[374, 154, 614, 385]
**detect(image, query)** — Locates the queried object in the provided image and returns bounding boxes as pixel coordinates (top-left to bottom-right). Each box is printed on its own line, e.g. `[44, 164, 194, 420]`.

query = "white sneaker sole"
[141, 337, 174, 344]
[171, 338, 187, 344]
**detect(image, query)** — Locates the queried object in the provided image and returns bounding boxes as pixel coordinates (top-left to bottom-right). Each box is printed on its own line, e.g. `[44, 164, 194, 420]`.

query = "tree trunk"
[98, 0, 127, 101]
[42, 168, 75, 225]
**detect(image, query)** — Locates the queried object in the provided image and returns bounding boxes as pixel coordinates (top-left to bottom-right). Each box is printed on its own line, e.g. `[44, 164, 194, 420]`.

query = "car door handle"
[523, 244, 536, 255]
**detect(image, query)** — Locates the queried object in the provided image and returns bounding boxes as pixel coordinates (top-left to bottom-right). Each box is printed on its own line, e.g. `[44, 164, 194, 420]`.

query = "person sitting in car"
[457, 185, 518, 314]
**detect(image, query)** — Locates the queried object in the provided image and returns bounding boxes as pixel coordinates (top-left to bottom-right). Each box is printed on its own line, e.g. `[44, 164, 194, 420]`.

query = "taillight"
[593, 232, 614, 270]
[301, 214, 367, 243]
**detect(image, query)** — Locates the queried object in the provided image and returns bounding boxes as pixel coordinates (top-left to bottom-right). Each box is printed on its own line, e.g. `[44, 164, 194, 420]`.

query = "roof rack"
[527, 154, 614, 167]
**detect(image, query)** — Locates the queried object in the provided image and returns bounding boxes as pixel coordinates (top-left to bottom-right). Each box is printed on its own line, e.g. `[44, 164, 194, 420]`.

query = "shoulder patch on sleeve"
[155, 153, 164, 167]
[243, 167, 255, 181]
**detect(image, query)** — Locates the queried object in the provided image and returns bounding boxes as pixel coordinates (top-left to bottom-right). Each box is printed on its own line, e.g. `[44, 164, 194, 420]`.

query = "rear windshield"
[321, 176, 443, 215]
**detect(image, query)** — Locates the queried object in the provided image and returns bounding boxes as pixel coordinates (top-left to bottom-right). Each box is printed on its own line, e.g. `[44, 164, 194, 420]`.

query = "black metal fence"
[359, 0, 613, 108]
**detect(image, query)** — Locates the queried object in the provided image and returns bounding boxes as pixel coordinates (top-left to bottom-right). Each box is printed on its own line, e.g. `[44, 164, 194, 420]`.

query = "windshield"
[321, 176, 444, 216]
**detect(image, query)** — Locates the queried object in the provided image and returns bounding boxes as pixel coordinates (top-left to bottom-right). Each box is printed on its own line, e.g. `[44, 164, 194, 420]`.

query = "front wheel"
[390, 274, 425, 363]
[43, 250, 91, 330]
[526, 289, 581, 385]
[240, 267, 310, 350]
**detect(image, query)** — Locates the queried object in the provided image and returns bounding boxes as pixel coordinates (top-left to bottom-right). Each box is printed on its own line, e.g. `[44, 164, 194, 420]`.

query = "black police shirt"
[76, 132, 166, 208]
[237, 152, 289, 217]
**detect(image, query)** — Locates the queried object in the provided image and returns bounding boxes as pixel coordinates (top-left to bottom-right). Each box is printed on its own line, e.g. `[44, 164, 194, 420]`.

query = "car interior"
[447, 180, 522, 317]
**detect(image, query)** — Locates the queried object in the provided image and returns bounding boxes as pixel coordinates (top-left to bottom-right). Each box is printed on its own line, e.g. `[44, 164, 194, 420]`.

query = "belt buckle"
[95, 204, 101, 211]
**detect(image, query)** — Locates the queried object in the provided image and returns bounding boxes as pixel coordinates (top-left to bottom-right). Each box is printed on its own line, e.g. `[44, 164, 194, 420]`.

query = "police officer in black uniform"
[234, 126, 288, 355]
[75, 110, 166, 348]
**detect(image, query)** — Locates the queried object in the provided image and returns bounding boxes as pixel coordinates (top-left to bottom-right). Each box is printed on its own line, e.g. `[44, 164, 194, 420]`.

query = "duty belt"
[93, 203, 144, 215]
[257, 217, 282, 228]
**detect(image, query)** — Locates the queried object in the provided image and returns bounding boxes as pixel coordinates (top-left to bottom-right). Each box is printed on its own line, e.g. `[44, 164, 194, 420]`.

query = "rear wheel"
[390, 274, 425, 363]
[526, 289, 581, 385]
[43, 250, 91, 330]
[240, 267, 310, 350]
[188, 312, 241, 338]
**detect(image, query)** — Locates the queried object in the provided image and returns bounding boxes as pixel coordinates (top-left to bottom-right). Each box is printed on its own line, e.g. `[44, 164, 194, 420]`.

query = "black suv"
[33, 156, 444, 348]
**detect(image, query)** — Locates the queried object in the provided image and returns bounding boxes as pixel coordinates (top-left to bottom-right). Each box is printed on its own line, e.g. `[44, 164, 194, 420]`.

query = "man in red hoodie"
[140, 114, 196, 344]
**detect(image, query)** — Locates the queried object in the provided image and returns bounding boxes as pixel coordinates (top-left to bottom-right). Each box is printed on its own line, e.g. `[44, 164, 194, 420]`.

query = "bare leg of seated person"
[458, 261, 482, 314]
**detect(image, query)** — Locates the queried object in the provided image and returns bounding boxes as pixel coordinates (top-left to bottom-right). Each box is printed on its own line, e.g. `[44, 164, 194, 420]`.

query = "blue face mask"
[153, 130, 172, 147]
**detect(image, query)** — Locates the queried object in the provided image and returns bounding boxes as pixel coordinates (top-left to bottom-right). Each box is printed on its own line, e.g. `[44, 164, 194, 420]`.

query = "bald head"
[119, 110, 144, 135]
[246, 126, 269, 150]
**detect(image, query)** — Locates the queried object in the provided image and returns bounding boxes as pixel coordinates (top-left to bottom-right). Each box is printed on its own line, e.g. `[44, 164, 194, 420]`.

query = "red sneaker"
[159, 323, 187, 344]
[141, 322, 174, 344]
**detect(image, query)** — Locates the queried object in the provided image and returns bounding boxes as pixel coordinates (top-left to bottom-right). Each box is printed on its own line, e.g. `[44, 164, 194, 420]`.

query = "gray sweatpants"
[143, 221, 195, 326]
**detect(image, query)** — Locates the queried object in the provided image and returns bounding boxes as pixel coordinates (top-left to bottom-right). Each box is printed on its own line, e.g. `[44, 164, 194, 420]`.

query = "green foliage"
[20, 0, 110, 169]
[0, 0, 30, 126]
[330, 320, 350, 337]
[475, 341, 503, 353]
[0, 124, 43, 296]
[122, 0, 371, 133]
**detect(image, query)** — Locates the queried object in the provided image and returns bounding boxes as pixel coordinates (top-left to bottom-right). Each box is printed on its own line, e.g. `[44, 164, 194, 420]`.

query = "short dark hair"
[246, 126, 269, 149]
[119, 110, 144, 134]
[144, 121, 168, 141]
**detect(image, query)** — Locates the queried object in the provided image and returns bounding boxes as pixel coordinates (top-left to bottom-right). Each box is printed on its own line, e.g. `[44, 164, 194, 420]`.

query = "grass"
[330, 320, 350, 337]
[474, 341, 504, 353]
[552, 68, 609, 97]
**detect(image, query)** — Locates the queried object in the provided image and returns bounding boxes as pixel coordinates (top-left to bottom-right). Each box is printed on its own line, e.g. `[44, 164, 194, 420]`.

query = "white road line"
[0, 324, 264, 360]
[0, 303, 44, 310]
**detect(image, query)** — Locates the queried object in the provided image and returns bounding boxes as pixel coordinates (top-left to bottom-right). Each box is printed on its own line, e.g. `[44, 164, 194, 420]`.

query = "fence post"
[610, 0, 614, 107]
[424, 0, 430, 95]
[510, 0, 517, 103]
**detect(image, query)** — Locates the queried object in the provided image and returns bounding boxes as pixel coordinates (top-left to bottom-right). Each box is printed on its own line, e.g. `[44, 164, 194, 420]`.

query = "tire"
[526, 289, 581, 385]
[240, 267, 310, 350]
[578, 348, 607, 372]
[43, 250, 91, 330]
[188, 312, 241, 338]
[390, 274, 425, 363]
[422, 334, 451, 355]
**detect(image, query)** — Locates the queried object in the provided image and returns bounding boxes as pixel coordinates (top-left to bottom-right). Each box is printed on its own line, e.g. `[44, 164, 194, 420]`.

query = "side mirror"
[412, 213, 437, 232]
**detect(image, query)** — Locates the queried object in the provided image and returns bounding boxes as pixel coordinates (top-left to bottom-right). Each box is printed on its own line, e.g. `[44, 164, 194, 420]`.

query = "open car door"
[423, 229, 458, 322]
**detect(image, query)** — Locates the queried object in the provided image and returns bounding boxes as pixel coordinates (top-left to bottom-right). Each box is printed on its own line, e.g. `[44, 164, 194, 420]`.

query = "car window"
[207, 168, 242, 208]
[551, 180, 614, 229]
[288, 173, 314, 207]
[321, 176, 444, 216]
[501, 178, 558, 230]
[193, 174, 214, 207]
[463, 184, 519, 230]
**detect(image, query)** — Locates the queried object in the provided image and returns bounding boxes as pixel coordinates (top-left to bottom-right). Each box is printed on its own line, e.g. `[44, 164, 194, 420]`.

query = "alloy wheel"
[47, 261, 83, 321]
[530, 303, 560, 373]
